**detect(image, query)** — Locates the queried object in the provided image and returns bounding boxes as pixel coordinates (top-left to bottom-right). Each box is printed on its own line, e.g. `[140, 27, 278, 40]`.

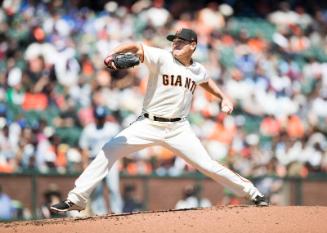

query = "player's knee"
[102, 141, 114, 151]
[103, 136, 127, 150]
[102, 142, 118, 157]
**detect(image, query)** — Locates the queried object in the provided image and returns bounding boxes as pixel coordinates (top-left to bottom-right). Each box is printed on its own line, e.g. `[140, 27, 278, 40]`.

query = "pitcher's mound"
[1, 206, 327, 233]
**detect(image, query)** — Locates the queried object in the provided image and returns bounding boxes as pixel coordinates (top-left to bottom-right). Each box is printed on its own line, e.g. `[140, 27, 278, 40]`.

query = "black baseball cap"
[167, 28, 197, 43]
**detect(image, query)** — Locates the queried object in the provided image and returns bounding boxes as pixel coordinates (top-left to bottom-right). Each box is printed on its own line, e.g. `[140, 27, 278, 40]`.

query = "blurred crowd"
[0, 0, 327, 213]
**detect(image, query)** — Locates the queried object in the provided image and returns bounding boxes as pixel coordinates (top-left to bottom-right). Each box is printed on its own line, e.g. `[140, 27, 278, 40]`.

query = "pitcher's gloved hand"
[104, 52, 140, 70]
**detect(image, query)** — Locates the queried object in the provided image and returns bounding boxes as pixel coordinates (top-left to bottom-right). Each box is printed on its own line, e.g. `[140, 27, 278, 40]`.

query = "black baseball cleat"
[252, 195, 269, 207]
[50, 200, 84, 213]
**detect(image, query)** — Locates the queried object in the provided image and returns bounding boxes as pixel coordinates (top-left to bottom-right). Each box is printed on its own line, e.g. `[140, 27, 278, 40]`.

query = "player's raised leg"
[163, 121, 268, 206]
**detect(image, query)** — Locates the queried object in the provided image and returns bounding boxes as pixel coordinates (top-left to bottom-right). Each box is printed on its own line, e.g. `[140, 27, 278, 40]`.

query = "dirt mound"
[1, 206, 326, 233]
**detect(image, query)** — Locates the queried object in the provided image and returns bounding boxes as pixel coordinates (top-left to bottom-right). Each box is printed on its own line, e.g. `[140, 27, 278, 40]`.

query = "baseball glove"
[104, 52, 140, 70]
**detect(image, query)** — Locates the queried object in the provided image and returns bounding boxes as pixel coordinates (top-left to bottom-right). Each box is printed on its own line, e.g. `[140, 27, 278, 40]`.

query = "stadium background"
[0, 0, 327, 221]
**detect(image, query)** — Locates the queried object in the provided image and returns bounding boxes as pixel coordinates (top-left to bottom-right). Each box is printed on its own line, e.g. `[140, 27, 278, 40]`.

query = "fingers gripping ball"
[222, 106, 230, 113]
[104, 52, 140, 70]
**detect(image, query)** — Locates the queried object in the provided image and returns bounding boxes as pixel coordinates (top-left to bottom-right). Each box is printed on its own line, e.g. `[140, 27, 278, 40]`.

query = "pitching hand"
[220, 97, 233, 114]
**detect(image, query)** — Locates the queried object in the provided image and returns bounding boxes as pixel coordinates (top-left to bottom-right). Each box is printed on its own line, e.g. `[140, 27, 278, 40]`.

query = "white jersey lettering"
[161, 74, 195, 92]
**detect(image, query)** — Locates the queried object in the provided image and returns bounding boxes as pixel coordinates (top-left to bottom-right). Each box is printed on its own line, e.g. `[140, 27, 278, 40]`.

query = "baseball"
[222, 106, 229, 112]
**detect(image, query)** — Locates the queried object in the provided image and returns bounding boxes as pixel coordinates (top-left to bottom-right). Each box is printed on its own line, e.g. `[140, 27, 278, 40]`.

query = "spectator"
[122, 184, 143, 213]
[0, 185, 13, 220]
[39, 183, 63, 219]
[175, 184, 211, 209]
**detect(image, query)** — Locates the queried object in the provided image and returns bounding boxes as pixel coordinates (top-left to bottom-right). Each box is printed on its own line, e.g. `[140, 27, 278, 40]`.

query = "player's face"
[172, 38, 196, 57]
[95, 117, 106, 128]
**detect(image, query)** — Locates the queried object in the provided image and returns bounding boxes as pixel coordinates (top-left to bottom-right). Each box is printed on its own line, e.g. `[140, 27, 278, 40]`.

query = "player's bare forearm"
[200, 78, 234, 114]
[110, 42, 144, 62]
[200, 79, 226, 102]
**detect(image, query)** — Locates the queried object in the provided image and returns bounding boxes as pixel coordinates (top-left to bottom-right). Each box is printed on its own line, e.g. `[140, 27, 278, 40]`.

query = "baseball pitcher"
[51, 28, 268, 213]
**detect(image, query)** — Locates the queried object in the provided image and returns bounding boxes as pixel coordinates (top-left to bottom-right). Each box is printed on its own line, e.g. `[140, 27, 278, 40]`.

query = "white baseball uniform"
[67, 44, 262, 208]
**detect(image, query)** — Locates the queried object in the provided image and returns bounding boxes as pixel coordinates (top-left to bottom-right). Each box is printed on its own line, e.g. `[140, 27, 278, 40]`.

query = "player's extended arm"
[200, 78, 234, 114]
[104, 43, 144, 70]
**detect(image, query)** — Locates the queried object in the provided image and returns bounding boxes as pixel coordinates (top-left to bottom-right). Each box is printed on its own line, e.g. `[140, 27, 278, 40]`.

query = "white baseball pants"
[68, 117, 261, 208]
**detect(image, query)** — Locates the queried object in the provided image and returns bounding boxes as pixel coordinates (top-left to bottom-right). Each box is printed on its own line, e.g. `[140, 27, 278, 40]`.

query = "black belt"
[143, 113, 182, 122]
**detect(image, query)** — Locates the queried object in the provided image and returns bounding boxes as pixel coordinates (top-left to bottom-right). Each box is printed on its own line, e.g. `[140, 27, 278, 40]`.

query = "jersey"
[142, 44, 209, 118]
[79, 122, 120, 159]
